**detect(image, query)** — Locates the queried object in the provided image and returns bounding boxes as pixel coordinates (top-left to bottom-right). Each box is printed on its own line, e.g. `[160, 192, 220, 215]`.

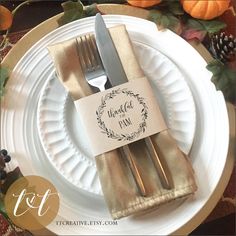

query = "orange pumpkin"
[0, 5, 13, 30]
[127, 0, 162, 8]
[181, 0, 230, 20]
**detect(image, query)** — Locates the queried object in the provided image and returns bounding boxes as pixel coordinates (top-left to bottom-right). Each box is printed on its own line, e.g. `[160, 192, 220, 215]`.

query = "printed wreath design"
[96, 88, 148, 141]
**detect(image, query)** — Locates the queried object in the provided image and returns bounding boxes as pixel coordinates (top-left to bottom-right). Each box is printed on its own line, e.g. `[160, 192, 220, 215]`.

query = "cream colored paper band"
[75, 77, 167, 156]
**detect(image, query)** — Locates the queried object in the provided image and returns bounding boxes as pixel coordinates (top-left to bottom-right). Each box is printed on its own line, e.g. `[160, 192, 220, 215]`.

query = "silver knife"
[95, 13, 172, 190]
[95, 14, 147, 196]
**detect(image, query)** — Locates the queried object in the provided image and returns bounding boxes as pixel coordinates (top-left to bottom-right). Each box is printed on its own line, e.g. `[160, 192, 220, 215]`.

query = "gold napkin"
[48, 25, 197, 220]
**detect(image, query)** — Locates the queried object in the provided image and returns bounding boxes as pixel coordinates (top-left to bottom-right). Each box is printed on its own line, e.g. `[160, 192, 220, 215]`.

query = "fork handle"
[121, 145, 146, 197]
[145, 137, 172, 189]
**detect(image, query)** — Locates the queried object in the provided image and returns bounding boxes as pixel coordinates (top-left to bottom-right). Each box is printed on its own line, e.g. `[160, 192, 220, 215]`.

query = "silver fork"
[77, 34, 147, 196]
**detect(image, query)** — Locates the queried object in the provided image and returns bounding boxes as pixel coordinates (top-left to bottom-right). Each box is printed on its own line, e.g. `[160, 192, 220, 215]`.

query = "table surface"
[1, 1, 235, 235]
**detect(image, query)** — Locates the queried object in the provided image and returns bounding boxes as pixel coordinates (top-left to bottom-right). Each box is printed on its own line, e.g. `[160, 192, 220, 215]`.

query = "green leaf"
[0, 197, 6, 215]
[206, 60, 224, 77]
[0, 66, 9, 98]
[187, 19, 226, 34]
[186, 19, 205, 31]
[84, 3, 99, 17]
[166, 1, 184, 15]
[148, 10, 180, 32]
[0, 198, 11, 224]
[148, 10, 162, 22]
[216, 74, 229, 90]
[57, 0, 85, 26]
[206, 60, 236, 104]
[160, 14, 170, 28]
[165, 13, 180, 30]
[199, 19, 226, 34]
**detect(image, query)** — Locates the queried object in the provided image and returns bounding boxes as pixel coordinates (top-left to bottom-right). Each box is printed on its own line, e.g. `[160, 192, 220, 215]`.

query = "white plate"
[37, 42, 196, 195]
[1, 15, 229, 235]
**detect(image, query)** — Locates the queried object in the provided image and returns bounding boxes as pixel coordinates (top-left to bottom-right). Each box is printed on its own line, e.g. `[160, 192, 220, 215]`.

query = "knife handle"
[145, 137, 173, 190]
[121, 145, 146, 197]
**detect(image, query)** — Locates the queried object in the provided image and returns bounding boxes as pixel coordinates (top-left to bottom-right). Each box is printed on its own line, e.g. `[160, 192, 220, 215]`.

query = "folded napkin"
[48, 24, 197, 220]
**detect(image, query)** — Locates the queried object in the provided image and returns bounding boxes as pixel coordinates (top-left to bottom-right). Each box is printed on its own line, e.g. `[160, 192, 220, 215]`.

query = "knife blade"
[95, 13, 172, 190]
[95, 15, 127, 87]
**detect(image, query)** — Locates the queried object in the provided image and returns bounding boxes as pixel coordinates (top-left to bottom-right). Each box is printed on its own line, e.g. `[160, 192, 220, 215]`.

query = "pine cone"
[211, 32, 236, 62]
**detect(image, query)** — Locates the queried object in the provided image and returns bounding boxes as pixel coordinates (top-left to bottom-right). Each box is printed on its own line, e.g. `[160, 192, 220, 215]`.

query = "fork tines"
[76, 34, 103, 75]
